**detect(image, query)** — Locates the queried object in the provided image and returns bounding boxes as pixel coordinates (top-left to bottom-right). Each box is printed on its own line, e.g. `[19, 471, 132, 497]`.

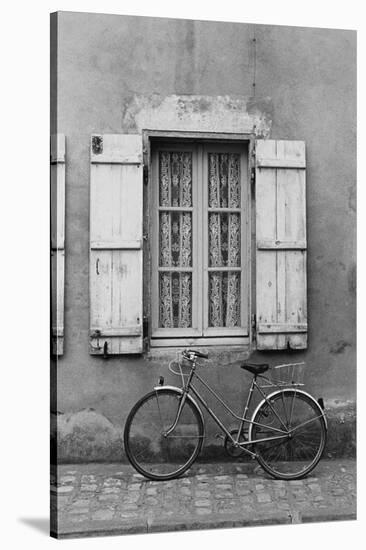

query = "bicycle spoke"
[289, 414, 324, 433]
[289, 390, 297, 426]
[132, 414, 165, 437]
[125, 389, 204, 480]
[280, 391, 290, 426]
[154, 391, 166, 431]
[251, 391, 326, 479]
[165, 436, 200, 442]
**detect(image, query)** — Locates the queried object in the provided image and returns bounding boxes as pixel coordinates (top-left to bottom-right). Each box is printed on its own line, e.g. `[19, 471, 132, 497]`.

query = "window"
[150, 141, 249, 347]
[89, 134, 307, 355]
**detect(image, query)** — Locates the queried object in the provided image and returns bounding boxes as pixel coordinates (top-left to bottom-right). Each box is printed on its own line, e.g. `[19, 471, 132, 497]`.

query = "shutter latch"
[92, 135, 103, 155]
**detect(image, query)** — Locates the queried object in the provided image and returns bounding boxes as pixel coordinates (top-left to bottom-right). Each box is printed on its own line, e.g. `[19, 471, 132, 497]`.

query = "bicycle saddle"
[240, 362, 269, 375]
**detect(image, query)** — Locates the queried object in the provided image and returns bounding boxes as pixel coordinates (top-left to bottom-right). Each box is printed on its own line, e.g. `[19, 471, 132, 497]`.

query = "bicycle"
[123, 349, 327, 481]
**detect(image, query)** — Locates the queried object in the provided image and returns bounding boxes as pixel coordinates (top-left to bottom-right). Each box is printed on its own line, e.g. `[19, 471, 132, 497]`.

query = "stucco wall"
[51, 12, 356, 461]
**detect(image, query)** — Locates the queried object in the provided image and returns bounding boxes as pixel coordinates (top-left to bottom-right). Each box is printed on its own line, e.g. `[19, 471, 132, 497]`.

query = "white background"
[0, 0, 363, 548]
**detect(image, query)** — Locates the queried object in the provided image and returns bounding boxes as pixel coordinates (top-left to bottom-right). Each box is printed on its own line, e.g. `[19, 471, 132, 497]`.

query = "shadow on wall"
[51, 402, 356, 464]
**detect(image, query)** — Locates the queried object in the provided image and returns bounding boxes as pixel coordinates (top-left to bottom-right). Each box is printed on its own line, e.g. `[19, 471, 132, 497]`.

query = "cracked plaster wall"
[51, 13, 356, 461]
[121, 94, 272, 136]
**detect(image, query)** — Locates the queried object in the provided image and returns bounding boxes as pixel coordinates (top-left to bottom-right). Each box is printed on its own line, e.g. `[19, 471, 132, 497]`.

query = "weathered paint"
[122, 94, 272, 137]
[89, 134, 144, 354]
[50, 134, 66, 356]
[255, 140, 307, 350]
[51, 12, 356, 462]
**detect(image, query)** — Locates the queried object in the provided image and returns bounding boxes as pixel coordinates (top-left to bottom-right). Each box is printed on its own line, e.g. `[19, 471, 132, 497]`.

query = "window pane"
[208, 153, 240, 208]
[159, 151, 192, 207]
[208, 213, 241, 267]
[159, 272, 192, 328]
[159, 212, 192, 267]
[209, 272, 241, 327]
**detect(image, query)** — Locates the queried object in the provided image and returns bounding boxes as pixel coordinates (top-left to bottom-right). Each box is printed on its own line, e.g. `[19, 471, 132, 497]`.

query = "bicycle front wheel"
[124, 389, 204, 481]
[250, 389, 326, 480]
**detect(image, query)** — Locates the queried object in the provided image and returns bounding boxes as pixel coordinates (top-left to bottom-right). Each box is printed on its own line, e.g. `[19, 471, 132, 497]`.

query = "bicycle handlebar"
[183, 349, 209, 360]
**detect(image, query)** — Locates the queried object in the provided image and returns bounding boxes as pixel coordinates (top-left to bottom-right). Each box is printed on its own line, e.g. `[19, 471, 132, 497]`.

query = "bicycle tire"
[124, 388, 204, 481]
[249, 389, 327, 480]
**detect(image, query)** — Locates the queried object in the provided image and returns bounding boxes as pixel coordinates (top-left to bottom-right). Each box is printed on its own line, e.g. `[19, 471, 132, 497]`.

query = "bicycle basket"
[265, 362, 306, 388]
[168, 353, 193, 385]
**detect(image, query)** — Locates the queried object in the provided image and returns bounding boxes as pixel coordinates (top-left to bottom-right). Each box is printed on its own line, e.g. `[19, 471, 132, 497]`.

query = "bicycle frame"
[161, 359, 294, 459]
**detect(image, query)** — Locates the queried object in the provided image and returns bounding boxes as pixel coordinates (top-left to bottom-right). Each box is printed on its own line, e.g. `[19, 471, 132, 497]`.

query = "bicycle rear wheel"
[250, 389, 326, 480]
[124, 389, 204, 481]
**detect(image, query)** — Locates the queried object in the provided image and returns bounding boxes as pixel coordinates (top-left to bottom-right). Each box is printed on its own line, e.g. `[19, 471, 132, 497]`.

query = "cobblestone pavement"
[51, 459, 356, 538]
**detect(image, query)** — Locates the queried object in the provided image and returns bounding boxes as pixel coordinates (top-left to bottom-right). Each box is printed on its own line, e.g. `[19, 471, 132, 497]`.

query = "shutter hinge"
[143, 316, 150, 352]
[250, 166, 255, 187]
[90, 329, 103, 351]
[143, 145, 148, 163]
[143, 167, 149, 186]
[250, 140, 256, 190]
[251, 314, 257, 334]
[143, 316, 149, 338]
[143, 145, 149, 185]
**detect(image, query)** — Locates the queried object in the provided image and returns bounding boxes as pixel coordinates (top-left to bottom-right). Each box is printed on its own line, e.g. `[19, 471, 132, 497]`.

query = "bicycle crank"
[224, 429, 247, 458]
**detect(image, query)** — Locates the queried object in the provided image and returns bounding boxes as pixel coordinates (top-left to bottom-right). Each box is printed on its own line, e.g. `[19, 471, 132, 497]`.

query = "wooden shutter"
[255, 140, 307, 350]
[90, 134, 143, 354]
[51, 134, 65, 355]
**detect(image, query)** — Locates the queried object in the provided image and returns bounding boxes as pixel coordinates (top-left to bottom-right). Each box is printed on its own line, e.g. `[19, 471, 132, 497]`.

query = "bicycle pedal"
[215, 433, 225, 440]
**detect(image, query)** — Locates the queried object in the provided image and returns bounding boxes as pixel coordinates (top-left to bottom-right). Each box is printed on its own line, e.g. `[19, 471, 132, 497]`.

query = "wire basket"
[261, 362, 306, 388]
[168, 353, 193, 385]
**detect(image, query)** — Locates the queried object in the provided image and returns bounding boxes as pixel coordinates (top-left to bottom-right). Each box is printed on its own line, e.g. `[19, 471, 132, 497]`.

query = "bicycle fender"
[248, 388, 328, 442]
[152, 385, 205, 430]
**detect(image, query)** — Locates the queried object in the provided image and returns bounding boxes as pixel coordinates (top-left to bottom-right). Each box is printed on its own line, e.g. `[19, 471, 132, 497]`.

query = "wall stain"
[52, 400, 356, 462]
[121, 92, 165, 132]
[121, 94, 273, 136]
[247, 96, 273, 138]
[348, 183, 356, 213]
[247, 96, 273, 118]
[348, 263, 356, 295]
[174, 19, 196, 94]
[330, 340, 352, 354]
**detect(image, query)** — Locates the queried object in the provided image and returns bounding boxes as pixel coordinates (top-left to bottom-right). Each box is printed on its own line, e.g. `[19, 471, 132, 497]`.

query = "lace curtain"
[157, 150, 242, 330]
[159, 152, 193, 328]
[208, 153, 241, 327]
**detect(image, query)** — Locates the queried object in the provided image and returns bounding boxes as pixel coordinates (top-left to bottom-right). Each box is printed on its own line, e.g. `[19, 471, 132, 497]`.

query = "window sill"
[150, 336, 250, 348]
[145, 344, 251, 364]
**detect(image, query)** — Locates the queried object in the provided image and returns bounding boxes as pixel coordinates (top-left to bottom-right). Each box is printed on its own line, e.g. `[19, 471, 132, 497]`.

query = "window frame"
[151, 142, 201, 338]
[143, 130, 254, 349]
[202, 142, 249, 338]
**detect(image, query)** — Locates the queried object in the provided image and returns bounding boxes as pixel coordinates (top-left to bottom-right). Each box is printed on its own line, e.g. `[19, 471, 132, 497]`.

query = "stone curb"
[147, 511, 291, 533]
[53, 509, 356, 539]
[53, 518, 147, 539]
[300, 508, 357, 524]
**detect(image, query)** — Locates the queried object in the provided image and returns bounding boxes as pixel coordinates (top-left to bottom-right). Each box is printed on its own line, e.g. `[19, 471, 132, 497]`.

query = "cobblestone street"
[51, 459, 356, 538]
